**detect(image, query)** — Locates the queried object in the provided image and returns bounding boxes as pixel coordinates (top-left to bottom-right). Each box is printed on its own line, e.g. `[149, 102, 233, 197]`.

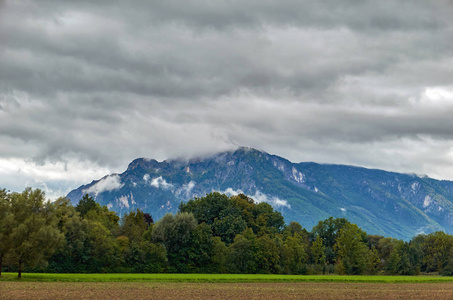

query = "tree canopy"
[2, 189, 453, 276]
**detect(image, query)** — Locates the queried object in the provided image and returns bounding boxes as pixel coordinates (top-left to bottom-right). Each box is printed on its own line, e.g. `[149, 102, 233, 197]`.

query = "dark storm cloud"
[1, 0, 453, 198]
[2, 0, 451, 100]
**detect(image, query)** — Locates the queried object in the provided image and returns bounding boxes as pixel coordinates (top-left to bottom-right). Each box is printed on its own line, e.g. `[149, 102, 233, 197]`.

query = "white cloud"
[143, 174, 150, 183]
[0, 157, 111, 200]
[181, 181, 196, 196]
[117, 195, 129, 209]
[220, 188, 290, 209]
[83, 174, 123, 196]
[420, 86, 453, 107]
[252, 191, 291, 209]
[222, 187, 243, 196]
[150, 176, 173, 190]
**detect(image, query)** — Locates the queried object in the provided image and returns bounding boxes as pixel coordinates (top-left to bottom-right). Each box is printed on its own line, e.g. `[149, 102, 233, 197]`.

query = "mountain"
[67, 147, 453, 240]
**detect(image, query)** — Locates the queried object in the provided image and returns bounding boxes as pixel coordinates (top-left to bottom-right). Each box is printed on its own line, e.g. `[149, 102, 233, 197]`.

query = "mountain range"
[67, 147, 453, 240]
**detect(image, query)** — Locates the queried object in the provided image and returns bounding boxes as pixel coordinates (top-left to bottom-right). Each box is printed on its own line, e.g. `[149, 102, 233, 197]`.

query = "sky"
[1, 0, 453, 199]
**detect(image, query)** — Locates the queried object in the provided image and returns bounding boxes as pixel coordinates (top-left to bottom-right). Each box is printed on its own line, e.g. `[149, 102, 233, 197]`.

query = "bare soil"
[2, 282, 453, 299]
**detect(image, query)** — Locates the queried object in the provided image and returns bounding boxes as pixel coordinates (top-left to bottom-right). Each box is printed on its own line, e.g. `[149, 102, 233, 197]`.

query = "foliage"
[76, 194, 98, 217]
[152, 212, 198, 272]
[0, 189, 12, 277]
[334, 223, 371, 275]
[311, 217, 351, 264]
[2, 189, 453, 276]
[4, 188, 65, 278]
[421, 231, 453, 273]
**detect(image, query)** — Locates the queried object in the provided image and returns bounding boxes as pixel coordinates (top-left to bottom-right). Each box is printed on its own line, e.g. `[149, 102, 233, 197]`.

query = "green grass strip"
[2, 273, 453, 283]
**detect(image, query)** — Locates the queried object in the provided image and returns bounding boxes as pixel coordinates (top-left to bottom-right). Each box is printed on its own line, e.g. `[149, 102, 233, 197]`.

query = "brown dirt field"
[2, 282, 453, 300]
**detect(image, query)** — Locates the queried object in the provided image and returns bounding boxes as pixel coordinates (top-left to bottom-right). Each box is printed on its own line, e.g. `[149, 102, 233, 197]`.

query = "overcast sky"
[1, 0, 453, 199]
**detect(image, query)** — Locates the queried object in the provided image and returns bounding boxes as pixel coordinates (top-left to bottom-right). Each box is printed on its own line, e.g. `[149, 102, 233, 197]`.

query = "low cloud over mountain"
[68, 148, 453, 240]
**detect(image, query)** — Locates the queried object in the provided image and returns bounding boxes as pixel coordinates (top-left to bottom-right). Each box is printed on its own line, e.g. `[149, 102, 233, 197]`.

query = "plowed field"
[2, 282, 453, 299]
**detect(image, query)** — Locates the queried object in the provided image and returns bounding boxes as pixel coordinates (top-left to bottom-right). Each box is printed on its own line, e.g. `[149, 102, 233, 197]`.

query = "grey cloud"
[1, 0, 453, 198]
[2, 1, 451, 101]
[126, 0, 448, 31]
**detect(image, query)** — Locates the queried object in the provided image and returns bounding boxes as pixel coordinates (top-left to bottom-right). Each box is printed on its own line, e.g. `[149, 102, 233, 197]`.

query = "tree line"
[2, 188, 453, 278]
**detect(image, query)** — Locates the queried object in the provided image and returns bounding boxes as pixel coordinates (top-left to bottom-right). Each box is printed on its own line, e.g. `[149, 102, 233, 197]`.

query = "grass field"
[1, 272, 453, 283]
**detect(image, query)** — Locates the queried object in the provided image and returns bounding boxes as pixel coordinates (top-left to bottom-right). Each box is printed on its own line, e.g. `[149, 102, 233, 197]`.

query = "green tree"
[76, 194, 98, 217]
[211, 237, 229, 273]
[179, 192, 232, 225]
[227, 228, 259, 273]
[190, 223, 215, 272]
[85, 220, 119, 272]
[385, 241, 418, 275]
[281, 233, 308, 274]
[251, 202, 285, 235]
[421, 231, 453, 273]
[121, 238, 167, 273]
[256, 234, 282, 274]
[152, 212, 198, 272]
[334, 223, 370, 275]
[212, 215, 247, 244]
[5, 188, 64, 278]
[46, 197, 120, 274]
[180, 193, 285, 243]
[376, 237, 399, 267]
[311, 234, 326, 273]
[282, 221, 305, 237]
[119, 209, 148, 244]
[43, 197, 87, 273]
[440, 246, 453, 276]
[77, 194, 119, 233]
[138, 241, 167, 272]
[0, 189, 12, 277]
[311, 217, 351, 264]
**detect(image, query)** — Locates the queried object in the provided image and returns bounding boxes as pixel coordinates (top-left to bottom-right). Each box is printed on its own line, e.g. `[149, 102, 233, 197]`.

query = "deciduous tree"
[0, 189, 12, 277]
[6, 188, 64, 278]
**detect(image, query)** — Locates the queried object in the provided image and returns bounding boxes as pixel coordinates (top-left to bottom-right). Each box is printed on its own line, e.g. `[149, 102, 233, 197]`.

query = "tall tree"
[256, 234, 282, 274]
[0, 189, 12, 277]
[45, 203, 88, 273]
[227, 229, 259, 274]
[311, 217, 351, 264]
[334, 223, 370, 275]
[152, 212, 198, 272]
[280, 233, 307, 274]
[120, 209, 148, 244]
[422, 231, 453, 273]
[179, 192, 232, 225]
[6, 188, 64, 278]
[311, 234, 326, 273]
[76, 194, 98, 217]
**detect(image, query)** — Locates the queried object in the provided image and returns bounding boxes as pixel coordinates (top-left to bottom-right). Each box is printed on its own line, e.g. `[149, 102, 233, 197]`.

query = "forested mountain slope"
[67, 147, 453, 240]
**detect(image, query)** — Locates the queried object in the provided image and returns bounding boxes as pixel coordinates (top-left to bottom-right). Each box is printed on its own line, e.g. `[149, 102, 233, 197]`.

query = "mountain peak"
[67, 147, 453, 240]
[234, 146, 267, 154]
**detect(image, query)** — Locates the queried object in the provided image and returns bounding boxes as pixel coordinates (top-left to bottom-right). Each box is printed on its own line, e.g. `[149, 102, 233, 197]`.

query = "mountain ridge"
[67, 147, 453, 240]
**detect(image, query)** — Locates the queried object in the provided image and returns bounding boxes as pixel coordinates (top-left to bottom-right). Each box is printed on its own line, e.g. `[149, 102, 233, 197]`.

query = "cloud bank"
[1, 0, 453, 198]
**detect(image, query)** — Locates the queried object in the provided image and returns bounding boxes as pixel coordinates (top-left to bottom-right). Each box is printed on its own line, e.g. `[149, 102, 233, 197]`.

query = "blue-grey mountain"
[67, 147, 453, 240]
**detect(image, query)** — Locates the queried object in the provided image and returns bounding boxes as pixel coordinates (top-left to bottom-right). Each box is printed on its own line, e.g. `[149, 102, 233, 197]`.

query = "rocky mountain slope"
[67, 147, 453, 240]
